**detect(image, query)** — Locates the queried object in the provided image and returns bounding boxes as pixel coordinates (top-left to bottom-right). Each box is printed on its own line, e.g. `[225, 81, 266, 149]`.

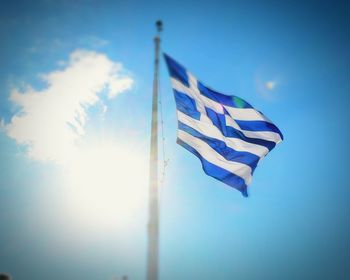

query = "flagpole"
[147, 20, 162, 280]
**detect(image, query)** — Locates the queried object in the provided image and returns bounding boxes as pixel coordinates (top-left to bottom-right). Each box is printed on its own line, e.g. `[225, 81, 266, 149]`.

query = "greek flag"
[164, 54, 283, 197]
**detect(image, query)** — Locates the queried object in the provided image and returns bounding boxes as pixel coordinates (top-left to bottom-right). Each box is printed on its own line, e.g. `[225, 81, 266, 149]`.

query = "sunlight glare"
[265, 80, 276, 90]
[64, 140, 148, 233]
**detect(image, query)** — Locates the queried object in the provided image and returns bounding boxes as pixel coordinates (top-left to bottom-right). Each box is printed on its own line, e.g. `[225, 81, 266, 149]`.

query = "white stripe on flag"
[172, 75, 273, 123]
[223, 105, 271, 122]
[177, 111, 269, 157]
[178, 129, 253, 185]
[172, 77, 281, 143]
[224, 115, 283, 143]
[172, 77, 224, 114]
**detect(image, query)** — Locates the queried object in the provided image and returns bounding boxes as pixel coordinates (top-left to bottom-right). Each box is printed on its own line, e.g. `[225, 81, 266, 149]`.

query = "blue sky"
[1, 0, 350, 279]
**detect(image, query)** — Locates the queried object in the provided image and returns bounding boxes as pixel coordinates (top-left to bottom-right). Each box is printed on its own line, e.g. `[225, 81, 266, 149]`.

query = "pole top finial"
[156, 20, 163, 33]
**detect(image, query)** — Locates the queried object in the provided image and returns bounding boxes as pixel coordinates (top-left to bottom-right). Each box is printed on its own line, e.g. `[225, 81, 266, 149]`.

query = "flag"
[164, 54, 283, 197]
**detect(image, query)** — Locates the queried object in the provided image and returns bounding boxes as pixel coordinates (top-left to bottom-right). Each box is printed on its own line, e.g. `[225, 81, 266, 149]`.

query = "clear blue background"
[0, 0, 350, 279]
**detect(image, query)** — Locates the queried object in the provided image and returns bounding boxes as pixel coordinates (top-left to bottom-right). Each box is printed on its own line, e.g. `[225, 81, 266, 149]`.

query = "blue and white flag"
[164, 54, 283, 197]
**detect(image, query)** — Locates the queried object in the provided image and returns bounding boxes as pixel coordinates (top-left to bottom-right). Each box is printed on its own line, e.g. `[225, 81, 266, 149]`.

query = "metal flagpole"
[147, 20, 162, 280]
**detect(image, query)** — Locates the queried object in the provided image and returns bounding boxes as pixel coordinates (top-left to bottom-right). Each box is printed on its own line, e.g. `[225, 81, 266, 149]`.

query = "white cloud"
[4, 49, 133, 163]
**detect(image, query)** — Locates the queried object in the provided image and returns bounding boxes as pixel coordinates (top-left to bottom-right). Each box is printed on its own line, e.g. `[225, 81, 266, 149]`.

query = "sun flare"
[63, 140, 148, 232]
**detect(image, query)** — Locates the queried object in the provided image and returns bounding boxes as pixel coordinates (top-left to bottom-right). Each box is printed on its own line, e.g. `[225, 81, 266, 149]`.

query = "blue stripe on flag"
[174, 90, 201, 120]
[235, 120, 284, 139]
[197, 81, 253, 109]
[164, 53, 190, 87]
[204, 106, 228, 136]
[174, 88, 277, 151]
[178, 121, 260, 170]
[205, 108, 277, 151]
[164, 53, 283, 196]
[177, 138, 248, 197]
